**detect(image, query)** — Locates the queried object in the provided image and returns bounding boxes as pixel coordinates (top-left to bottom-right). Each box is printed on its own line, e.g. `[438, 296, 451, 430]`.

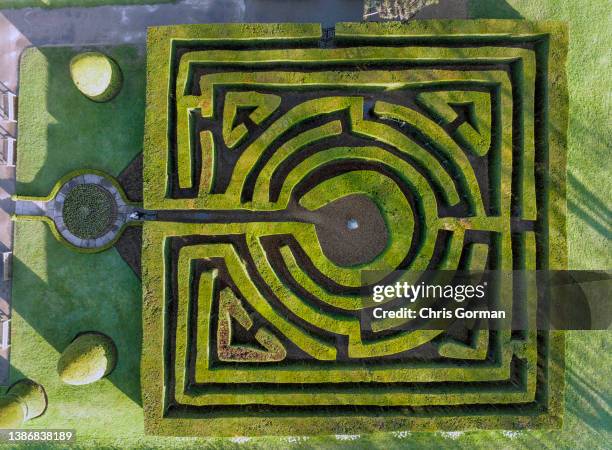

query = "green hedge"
[144, 23, 323, 209]
[0, 379, 47, 428]
[70, 52, 123, 102]
[58, 333, 117, 385]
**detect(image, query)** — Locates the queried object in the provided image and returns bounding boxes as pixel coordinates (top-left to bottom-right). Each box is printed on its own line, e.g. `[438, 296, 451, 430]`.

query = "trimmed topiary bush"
[70, 52, 123, 102]
[6, 379, 47, 421]
[0, 396, 25, 428]
[57, 333, 117, 385]
[0, 379, 47, 429]
[0, 396, 27, 428]
[62, 184, 117, 239]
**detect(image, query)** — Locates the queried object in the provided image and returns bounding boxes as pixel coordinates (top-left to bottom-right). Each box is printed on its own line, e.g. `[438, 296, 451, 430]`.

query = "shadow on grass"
[468, 0, 523, 19]
[11, 222, 143, 406]
[567, 172, 611, 240]
[16, 45, 145, 197]
[565, 334, 612, 433]
[566, 363, 612, 432]
[4, 365, 26, 394]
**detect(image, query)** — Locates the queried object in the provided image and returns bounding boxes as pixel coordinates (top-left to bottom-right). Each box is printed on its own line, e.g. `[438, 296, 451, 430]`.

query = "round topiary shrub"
[6, 379, 47, 421]
[70, 52, 123, 102]
[0, 396, 25, 429]
[58, 333, 117, 386]
[0, 379, 47, 429]
[62, 184, 117, 240]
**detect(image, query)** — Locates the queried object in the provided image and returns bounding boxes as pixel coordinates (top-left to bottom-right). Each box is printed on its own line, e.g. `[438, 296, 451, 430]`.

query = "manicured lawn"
[11, 44, 148, 446]
[16, 46, 145, 197]
[465, 2, 610, 449]
[12, 43, 263, 448]
[0, 0, 172, 9]
[11, 221, 143, 440]
[469, 0, 612, 270]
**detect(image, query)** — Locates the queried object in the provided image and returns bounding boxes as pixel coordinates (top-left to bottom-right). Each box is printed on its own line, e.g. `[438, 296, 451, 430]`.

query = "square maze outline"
[145, 24, 563, 436]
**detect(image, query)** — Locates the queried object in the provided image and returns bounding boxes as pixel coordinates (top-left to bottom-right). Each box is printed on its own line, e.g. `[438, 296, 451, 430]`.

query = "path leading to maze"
[15, 173, 140, 249]
[16, 174, 388, 270]
[0, 0, 467, 383]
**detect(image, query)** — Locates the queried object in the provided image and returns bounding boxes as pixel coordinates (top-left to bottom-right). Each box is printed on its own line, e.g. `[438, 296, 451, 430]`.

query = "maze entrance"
[141, 21, 568, 436]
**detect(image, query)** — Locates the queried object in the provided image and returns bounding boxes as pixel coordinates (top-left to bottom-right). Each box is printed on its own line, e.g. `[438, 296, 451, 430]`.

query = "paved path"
[1, 0, 362, 46]
[15, 173, 139, 249]
[0, 13, 28, 384]
[1, 0, 465, 46]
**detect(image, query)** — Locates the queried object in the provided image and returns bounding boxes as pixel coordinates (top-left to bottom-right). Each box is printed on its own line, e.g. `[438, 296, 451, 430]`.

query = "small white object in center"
[347, 218, 359, 230]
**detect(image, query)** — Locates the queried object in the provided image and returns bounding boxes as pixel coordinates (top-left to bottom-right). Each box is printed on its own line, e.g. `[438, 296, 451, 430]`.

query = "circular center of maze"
[312, 194, 389, 267]
[62, 184, 117, 240]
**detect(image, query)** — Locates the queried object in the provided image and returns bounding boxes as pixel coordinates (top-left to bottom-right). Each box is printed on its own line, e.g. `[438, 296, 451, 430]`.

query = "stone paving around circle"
[15, 173, 138, 249]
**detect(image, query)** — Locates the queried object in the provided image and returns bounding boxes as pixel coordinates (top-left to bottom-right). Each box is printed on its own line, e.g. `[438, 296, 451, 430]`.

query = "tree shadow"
[468, 0, 523, 19]
[565, 338, 612, 433]
[11, 222, 143, 406]
[567, 171, 611, 240]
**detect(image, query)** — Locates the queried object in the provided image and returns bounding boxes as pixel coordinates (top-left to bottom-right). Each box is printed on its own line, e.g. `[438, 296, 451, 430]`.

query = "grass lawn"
[11, 43, 147, 446]
[469, 0, 612, 270]
[0, 0, 173, 9]
[9, 3, 611, 447]
[16, 46, 145, 197]
[11, 221, 144, 441]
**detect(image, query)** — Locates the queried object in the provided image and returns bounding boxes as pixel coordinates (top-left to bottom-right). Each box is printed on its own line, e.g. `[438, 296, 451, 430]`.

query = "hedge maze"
[141, 21, 568, 436]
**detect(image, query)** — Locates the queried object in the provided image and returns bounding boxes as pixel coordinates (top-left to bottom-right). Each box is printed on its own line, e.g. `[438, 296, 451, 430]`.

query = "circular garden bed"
[62, 184, 117, 240]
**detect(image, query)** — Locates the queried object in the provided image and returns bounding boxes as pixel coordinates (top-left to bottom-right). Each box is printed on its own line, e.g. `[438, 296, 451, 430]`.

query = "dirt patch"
[117, 153, 143, 203]
[114, 226, 142, 278]
[311, 194, 388, 267]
